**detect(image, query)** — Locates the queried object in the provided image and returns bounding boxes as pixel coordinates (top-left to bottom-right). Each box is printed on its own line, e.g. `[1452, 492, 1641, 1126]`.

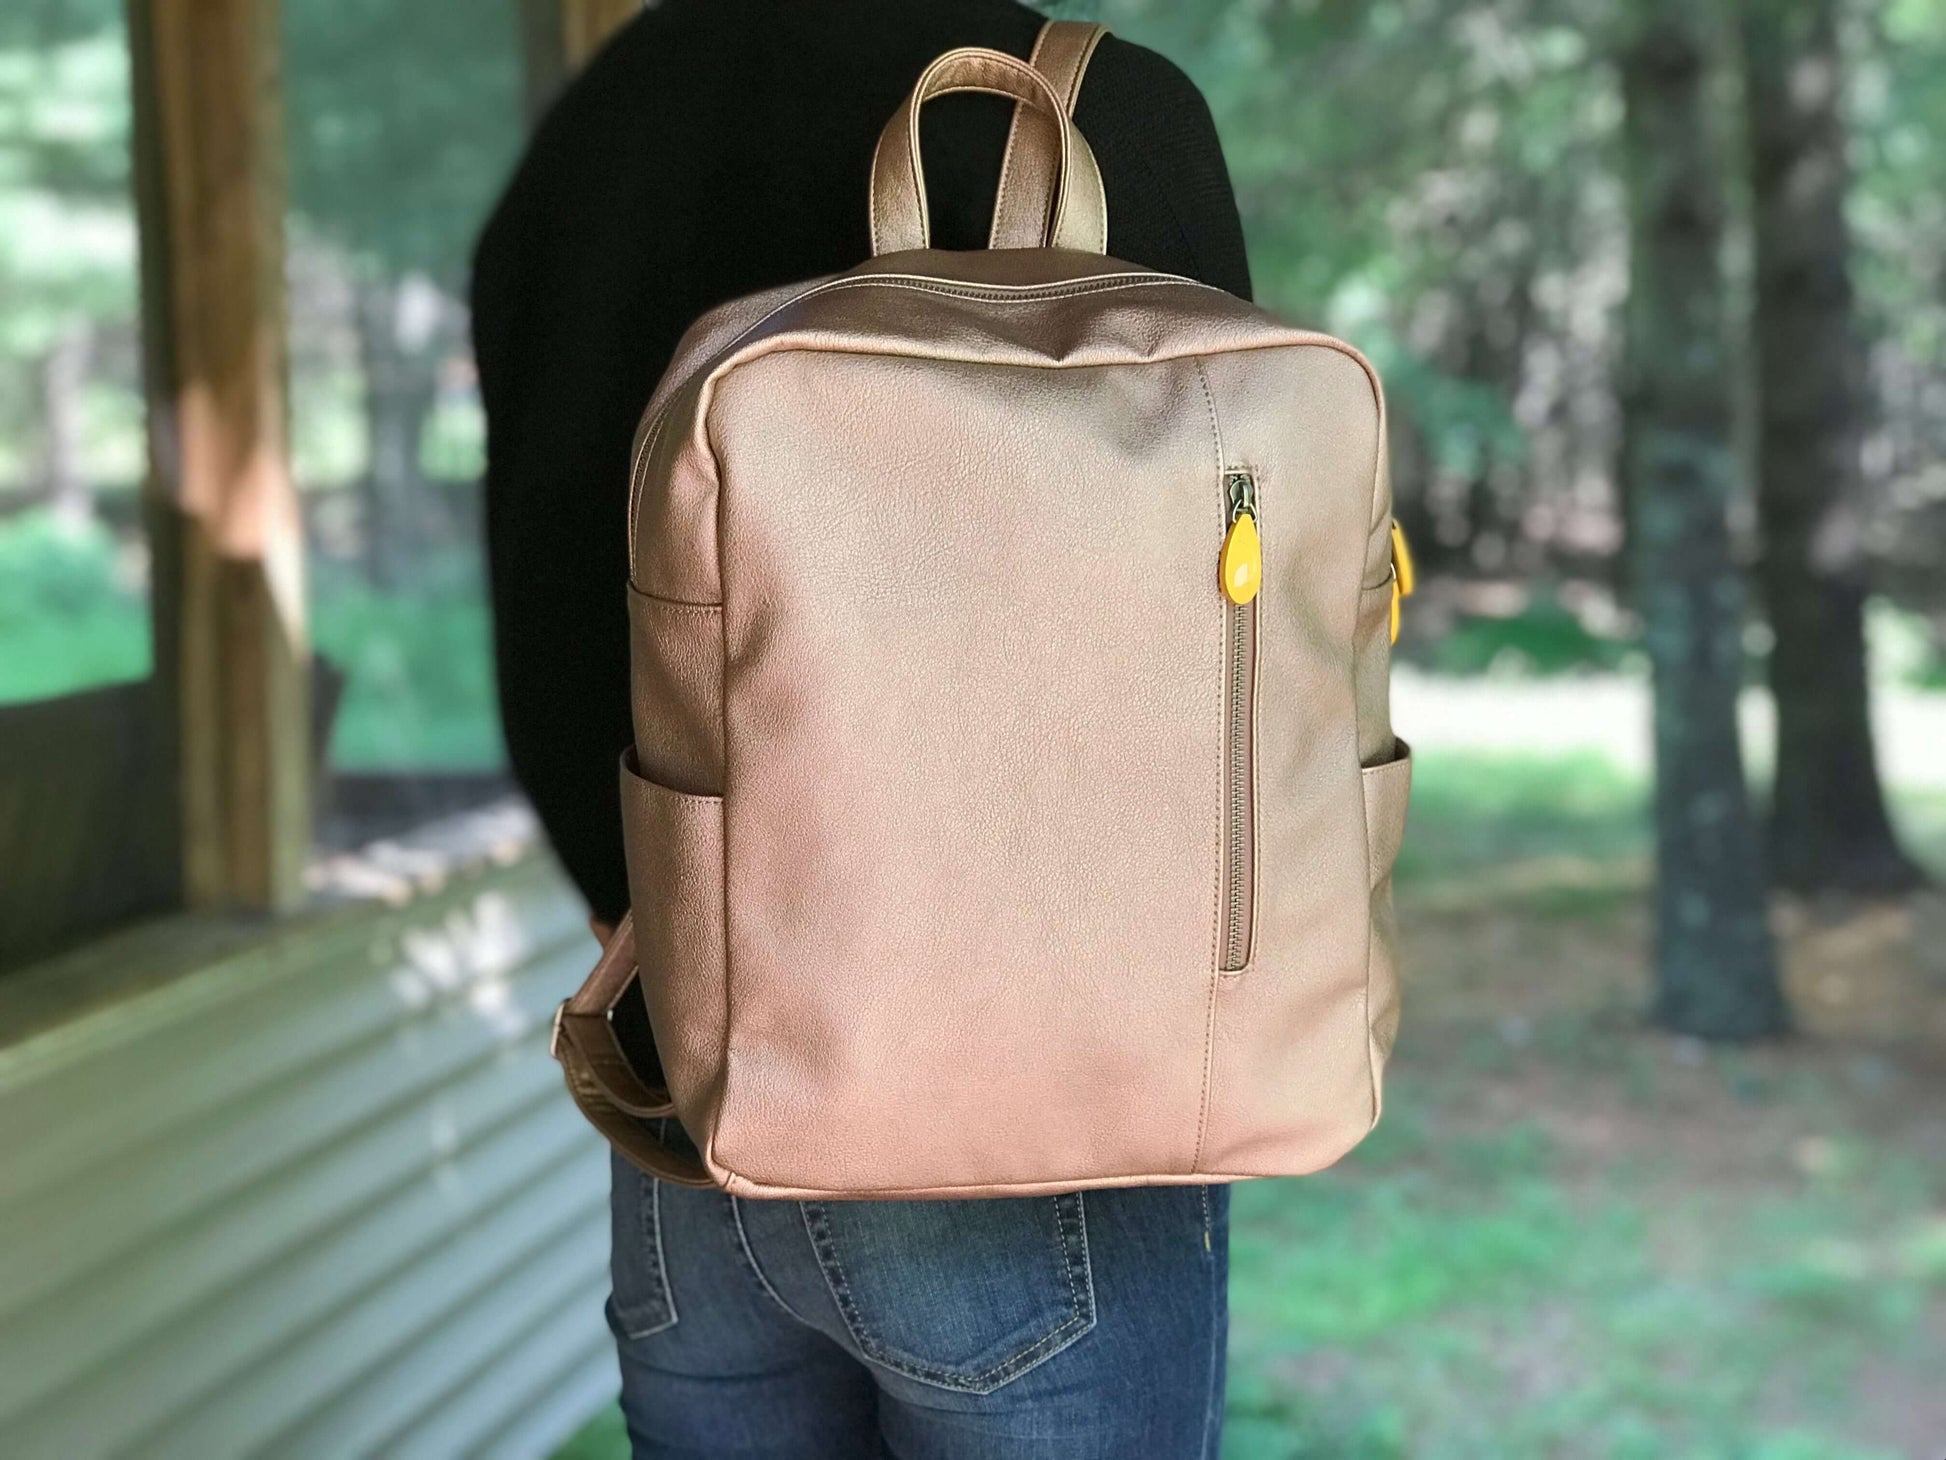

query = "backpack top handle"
[989, 21, 1109, 250]
[868, 46, 1108, 257]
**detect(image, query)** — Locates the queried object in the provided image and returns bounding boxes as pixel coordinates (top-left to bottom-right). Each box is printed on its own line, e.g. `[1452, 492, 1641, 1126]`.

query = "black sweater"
[474, 0, 1252, 921]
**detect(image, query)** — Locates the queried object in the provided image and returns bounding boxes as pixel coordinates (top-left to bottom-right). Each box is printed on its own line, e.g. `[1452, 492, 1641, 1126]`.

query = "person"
[473, 1, 1253, 1454]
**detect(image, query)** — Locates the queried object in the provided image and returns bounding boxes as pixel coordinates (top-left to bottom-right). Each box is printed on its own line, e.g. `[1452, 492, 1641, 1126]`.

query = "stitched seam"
[1357, 390, 1389, 1130]
[649, 1177, 677, 1329]
[624, 267, 1338, 550]
[630, 303, 1377, 611]
[799, 1202, 873, 1352]
[1200, 1189, 1222, 1460]
[628, 769, 722, 810]
[989, 22, 1060, 248]
[1051, 29, 1105, 253]
[1361, 762, 1381, 1128]
[616, 1168, 678, 1339]
[990, 108, 1026, 247]
[800, 1197, 1092, 1393]
[904, 101, 928, 249]
[1066, 1190, 1097, 1329]
[1192, 357, 1225, 1175]
[624, 272, 1198, 578]
[1192, 358, 1226, 495]
[628, 587, 723, 614]
[629, 265, 1359, 531]
[714, 408, 736, 1195]
[868, 130, 885, 254]
[724, 1168, 1271, 1196]
[727, 1194, 810, 1325]
[624, 406, 674, 563]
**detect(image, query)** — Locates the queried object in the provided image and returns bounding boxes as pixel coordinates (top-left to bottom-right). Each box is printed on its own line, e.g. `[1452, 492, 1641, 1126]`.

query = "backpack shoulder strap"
[551, 912, 713, 1186]
[988, 19, 1110, 249]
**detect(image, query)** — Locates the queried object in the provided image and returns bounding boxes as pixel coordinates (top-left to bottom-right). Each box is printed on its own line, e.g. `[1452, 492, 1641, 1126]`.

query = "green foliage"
[287, 366, 367, 490]
[0, 506, 147, 700]
[1095, 0, 1946, 612]
[0, 4, 137, 488]
[1211, 755, 1940, 1456]
[1101, 0, 1614, 532]
[420, 388, 487, 483]
[1231, 1125, 1602, 1343]
[0, 0, 126, 205]
[1399, 747, 1648, 883]
[549, 1404, 628, 1460]
[1853, 0, 1946, 370]
[282, 0, 524, 284]
[1866, 600, 1946, 690]
[311, 553, 504, 772]
[1420, 589, 1641, 677]
[1218, 1093, 1935, 1456]
[1359, 324, 1529, 485]
[0, 28, 132, 351]
[0, 507, 503, 765]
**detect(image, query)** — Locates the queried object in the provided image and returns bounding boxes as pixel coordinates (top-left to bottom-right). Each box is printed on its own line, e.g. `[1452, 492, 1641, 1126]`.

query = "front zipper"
[1219, 470, 1259, 972]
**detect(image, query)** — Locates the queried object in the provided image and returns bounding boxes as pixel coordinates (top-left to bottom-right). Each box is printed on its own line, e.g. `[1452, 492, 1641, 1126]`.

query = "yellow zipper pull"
[1389, 519, 1415, 643]
[1220, 471, 1261, 605]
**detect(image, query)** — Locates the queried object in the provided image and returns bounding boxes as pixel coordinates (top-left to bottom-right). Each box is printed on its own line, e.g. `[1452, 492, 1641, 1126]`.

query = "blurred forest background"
[0, 0, 523, 776]
[1, 0, 1942, 1454]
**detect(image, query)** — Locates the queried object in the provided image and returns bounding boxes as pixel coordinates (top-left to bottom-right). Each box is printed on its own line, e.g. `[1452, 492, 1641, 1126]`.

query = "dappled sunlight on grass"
[1396, 750, 1650, 913]
[1212, 750, 1946, 1456]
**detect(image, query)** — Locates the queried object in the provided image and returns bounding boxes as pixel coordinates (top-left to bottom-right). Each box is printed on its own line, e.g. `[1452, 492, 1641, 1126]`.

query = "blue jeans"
[606, 1151, 1229, 1458]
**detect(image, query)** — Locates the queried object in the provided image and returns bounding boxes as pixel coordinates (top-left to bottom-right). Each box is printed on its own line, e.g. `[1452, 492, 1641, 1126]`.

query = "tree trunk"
[351, 275, 442, 589]
[1741, 0, 1920, 892]
[1618, 4, 1788, 1040]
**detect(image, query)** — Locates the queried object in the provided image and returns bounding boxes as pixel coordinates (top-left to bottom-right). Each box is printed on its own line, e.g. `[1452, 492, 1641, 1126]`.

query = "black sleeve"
[1075, 36, 1254, 302]
[473, 137, 639, 926]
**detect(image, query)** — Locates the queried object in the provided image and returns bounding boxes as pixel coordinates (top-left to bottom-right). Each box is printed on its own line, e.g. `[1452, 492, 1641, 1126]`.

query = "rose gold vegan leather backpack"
[551, 21, 1413, 1200]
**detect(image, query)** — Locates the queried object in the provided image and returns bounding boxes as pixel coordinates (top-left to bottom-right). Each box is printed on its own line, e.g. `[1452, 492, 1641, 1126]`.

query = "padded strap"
[870, 47, 1107, 256]
[550, 912, 714, 1186]
[989, 20, 1109, 249]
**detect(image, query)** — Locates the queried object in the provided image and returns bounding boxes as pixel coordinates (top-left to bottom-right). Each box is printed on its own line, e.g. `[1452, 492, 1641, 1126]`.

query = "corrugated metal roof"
[0, 856, 616, 1459]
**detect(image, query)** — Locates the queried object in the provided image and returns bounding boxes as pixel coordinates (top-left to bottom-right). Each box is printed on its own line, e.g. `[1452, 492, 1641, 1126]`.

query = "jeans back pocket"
[607, 1153, 679, 1340]
[801, 1192, 1094, 1394]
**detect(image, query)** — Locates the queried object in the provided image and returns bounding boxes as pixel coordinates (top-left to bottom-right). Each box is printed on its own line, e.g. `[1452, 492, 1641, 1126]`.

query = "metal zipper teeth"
[1221, 469, 1259, 973]
[1222, 597, 1257, 971]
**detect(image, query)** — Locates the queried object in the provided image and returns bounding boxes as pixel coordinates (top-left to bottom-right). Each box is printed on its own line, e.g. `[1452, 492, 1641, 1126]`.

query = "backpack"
[552, 22, 1412, 1200]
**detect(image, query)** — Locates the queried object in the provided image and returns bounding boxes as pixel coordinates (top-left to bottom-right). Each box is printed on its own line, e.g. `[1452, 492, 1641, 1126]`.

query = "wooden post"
[563, 0, 641, 68]
[521, 0, 640, 122]
[128, 0, 311, 911]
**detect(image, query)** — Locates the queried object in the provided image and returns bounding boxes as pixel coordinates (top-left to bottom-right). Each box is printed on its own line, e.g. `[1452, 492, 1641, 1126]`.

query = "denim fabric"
[606, 1149, 1229, 1459]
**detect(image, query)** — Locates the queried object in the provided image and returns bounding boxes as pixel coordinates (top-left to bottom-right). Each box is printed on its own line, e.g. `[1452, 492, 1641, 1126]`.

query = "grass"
[554, 754, 1946, 1459]
[0, 509, 150, 700]
[1413, 589, 1642, 679]
[309, 556, 505, 771]
[0, 509, 504, 770]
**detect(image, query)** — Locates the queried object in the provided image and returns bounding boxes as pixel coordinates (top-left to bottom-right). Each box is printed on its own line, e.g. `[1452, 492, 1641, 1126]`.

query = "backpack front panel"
[707, 349, 1225, 1192]
[622, 264, 1401, 1197]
